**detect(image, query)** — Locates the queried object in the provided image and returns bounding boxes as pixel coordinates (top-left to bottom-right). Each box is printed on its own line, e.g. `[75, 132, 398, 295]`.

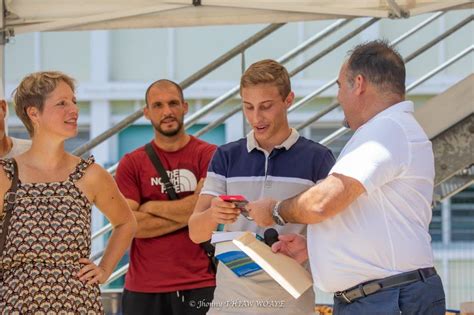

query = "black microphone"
[264, 228, 279, 247]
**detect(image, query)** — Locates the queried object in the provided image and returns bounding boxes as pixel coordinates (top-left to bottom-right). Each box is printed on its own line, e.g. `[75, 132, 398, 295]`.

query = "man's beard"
[152, 117, 184, 137]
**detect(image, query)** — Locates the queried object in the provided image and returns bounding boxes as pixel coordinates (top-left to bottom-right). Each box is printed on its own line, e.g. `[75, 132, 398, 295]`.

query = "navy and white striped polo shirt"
[202, 128, 335, 236]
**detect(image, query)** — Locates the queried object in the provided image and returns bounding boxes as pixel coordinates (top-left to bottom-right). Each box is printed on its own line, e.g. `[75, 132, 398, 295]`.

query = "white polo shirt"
[4, 137, 31, 158]
[307, 101, 435, 293]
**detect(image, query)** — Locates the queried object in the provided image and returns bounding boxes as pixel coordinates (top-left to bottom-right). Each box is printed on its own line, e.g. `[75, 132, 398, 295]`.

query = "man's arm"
[249, 118, 409, 227]
[138, 179, 204, 224]
[134, 211, 187, 238]
[248, 173, 365, 226]
[188, 194, 240, 244]
[126, 199, 187, 238]
[281, 173, 365, 224]
[138, 197, 196, 224]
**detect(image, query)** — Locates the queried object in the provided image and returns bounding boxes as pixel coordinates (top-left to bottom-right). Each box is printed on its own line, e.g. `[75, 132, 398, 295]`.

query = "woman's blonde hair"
[13, 71, 75, 136]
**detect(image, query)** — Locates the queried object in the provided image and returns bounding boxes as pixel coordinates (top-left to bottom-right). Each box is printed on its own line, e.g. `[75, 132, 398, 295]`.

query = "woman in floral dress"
[0, 71, 137, 314]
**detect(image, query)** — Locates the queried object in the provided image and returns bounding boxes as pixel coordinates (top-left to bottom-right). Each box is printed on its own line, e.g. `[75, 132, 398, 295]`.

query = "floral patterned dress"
[0, 157, 104, 314]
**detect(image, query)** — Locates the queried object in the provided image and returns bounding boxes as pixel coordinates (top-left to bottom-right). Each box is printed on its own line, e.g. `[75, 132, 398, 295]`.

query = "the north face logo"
[150, 169, 197, 193]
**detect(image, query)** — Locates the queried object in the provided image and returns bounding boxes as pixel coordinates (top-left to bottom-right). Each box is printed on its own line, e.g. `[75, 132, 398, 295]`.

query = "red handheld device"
[219, 195, 252, 220]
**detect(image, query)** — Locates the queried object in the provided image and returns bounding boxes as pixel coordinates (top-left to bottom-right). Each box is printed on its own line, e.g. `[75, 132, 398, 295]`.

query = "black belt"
[334, 267, 437, 304]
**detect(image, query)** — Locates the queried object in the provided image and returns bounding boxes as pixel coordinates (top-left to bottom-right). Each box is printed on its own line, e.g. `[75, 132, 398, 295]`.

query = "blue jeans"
[333, 274, 445, 315]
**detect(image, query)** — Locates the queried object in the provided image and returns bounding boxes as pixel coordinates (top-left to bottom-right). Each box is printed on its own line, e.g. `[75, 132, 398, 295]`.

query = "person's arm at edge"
[0, 166, 11, 216]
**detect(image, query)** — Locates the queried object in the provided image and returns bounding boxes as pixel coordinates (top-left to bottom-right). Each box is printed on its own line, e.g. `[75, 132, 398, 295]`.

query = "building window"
[429, 204, 442, 242]
[451, 186, 474, 242]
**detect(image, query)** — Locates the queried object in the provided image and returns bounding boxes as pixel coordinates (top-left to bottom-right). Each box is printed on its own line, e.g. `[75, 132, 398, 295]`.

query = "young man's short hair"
[240, 59, 291, 100]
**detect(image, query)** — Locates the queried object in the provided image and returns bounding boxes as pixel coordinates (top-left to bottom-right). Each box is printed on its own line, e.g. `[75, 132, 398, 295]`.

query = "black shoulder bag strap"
[144, 143, 217, 274]
[145, 143, 179, 200]
[0, 159, 20, 256]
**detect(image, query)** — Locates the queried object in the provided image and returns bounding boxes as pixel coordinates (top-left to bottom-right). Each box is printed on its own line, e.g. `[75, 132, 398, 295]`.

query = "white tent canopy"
[0, 0, 471, 97]
[4, 0, 471, 35]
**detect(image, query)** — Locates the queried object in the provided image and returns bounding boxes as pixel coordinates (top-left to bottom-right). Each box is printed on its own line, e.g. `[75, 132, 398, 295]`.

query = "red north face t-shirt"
[115, 136, 217, 292]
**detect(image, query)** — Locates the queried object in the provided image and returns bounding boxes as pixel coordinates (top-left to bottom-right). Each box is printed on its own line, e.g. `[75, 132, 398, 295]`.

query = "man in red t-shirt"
[115, 79, 216, 315]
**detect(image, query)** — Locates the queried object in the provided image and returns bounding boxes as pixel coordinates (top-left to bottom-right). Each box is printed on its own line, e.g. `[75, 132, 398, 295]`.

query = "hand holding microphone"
[266, 231, 309, 265]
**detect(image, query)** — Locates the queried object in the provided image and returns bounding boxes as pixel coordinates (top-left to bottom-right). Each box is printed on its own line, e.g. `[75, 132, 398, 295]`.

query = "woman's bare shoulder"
[81, 160, 114, 186]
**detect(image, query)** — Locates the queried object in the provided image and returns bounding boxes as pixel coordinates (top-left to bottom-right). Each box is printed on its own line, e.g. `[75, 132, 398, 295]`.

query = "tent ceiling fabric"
[4, 0, 472, 35]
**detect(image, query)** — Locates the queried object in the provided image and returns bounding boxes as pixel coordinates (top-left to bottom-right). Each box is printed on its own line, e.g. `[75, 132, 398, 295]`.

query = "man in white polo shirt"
[249, 40, 445, 315]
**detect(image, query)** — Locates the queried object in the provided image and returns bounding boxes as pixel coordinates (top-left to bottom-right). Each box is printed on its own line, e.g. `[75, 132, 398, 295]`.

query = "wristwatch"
[272, 201, 287, 226]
